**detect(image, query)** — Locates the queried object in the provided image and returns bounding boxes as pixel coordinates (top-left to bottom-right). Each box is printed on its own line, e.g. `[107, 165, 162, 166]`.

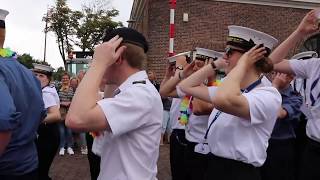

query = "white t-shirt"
[170, 98, 185, 130]
[290, 58, 320, 142]
[42, 86, 60, 108]
[97, 71, 163, 180]
[207, 77, 281, 167]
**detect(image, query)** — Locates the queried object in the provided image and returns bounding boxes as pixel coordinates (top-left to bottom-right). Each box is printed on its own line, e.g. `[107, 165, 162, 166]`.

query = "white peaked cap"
[168, 51, 192, 63]
[0, 9, 9, 21]
[291, 51, 318, 60]
[195, 48, 223, 59]
[228, 25, 278, 50]
[32, 63, 54, 73]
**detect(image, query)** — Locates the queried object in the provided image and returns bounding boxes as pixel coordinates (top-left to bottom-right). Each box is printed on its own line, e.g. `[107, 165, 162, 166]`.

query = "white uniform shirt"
[97, 71, 163, 180]
[207, 76, 281, 167]
[170, 98, 185, 130]
[42, 86, 60, 108]
[185, 114, 209, 143]
[290, 58, 320, 142]
[176, 87, 209, 143]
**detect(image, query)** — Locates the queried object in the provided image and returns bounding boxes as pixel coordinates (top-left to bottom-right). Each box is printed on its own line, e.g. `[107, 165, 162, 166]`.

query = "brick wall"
[144, 0, 309, 79]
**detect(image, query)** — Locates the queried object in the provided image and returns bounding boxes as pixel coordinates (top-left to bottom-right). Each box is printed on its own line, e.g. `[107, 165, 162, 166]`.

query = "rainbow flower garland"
[207, 79, 222, 87]
[179, 95, 193, 125]
[0, 48, 16, 58]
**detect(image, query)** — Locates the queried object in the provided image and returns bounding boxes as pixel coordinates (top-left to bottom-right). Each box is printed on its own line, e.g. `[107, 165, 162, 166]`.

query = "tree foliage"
[52, 66, 66, 81]
[17, 53, 49, 69]
[44, 0, 122, 68]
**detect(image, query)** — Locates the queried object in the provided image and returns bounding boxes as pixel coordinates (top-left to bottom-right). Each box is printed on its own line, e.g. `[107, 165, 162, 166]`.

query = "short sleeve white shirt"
[185, 113, 209, 143]
[176, 87, 209, 142]
[42, 86, 60, 109]
[170, 98, 185, 130]
[97, 71, 163, 180]
[290, 58, 320, 142]
[207, 77, 281, 167]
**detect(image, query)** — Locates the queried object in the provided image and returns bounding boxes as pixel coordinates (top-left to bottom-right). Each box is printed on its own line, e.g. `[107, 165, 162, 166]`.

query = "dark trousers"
[36, 123, 60, 180]
[206, 154, 261, 180]
[298, 137, 320, 180]
[86, 133, 101, 180]
[0, 169, 38, 180]
[170, 129, 187, 180]
[184, 140, 208, 180]
[294, 116, 308, 179]
[260, 138, 295, 180]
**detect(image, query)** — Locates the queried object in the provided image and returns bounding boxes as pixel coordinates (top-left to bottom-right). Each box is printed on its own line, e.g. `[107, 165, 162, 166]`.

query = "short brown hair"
[255, 57, 273, 73]
[121, 43, 146, 69]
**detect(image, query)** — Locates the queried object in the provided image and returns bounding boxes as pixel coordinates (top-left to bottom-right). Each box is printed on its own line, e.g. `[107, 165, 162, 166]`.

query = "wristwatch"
[176, 66, 183, 70]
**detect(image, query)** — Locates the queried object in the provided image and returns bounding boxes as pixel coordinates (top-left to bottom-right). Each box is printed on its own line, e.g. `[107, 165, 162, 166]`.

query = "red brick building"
[129, 0, 320, 77]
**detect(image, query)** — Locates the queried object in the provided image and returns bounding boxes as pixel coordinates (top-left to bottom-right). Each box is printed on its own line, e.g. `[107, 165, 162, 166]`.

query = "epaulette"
[132, 80, 146, 84]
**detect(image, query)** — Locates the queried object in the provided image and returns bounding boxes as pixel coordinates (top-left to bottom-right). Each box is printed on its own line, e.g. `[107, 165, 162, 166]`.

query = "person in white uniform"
[290, 51, 318, 179]
[33, 63, 61, 180]
[269, 9, 320, 180]
[66, 28, 163, 180]
[160, 48, 222, 180]
[179, 26, 282, 180]
[160, 61, 187, 180]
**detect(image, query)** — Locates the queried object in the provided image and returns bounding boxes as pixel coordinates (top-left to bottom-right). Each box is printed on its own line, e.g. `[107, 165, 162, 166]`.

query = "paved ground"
[50, 144, 171, 180]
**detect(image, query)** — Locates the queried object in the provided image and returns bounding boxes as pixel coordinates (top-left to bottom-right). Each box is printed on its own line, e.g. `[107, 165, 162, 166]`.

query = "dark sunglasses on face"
[225, 47, 246, 57]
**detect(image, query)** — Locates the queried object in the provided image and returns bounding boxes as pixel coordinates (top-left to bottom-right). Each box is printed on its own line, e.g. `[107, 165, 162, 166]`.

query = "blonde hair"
[122, 43, 147, 69]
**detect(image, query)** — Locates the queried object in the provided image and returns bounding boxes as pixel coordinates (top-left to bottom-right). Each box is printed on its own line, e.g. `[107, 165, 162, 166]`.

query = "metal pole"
[169, 0, 176, 57]
[43, 8, 49, 62]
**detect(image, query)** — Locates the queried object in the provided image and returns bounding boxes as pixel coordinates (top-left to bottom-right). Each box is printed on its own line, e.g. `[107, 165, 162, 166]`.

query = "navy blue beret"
[103, 27, 149, 53]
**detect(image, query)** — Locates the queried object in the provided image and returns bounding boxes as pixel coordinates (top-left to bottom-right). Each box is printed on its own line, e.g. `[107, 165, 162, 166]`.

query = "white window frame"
[213, 0, 320, 9]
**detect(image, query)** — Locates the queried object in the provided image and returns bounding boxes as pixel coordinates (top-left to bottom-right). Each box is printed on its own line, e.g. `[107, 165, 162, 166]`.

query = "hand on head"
[93, 35, 127, 67]
[213, 58, 228, 70]
[296, 9, 319, 36]
[297, 9, 320, 36]
[237, 45, 267, 67]
[165, 63, 176, 77]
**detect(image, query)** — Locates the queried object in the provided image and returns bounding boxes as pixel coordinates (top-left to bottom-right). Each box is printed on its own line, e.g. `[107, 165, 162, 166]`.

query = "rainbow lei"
[0, 48, 16, 58]
[207, 79, 222, 87]
[179, 95, 193, 125]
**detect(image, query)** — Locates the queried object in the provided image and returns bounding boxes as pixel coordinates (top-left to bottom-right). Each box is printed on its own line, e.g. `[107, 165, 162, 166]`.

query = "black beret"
[103, 27, 149, 53]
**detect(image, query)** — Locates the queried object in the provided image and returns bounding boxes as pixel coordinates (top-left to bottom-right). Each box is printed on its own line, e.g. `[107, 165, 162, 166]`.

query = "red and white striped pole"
[169, 0, 176, 57]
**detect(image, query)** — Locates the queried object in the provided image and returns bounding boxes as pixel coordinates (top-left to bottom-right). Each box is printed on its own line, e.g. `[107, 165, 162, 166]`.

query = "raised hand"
[272, 72, 294, 90]
[213, 58, 228, 70]
[164, 63, 176, 78]
[93, 35, 127, 67]
[296, 9, 319, 36]
[237, 45, 267, 68]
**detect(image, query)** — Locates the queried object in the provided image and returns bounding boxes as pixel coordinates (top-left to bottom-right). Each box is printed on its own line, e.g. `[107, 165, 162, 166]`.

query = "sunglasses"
[225, 47, 246, 57]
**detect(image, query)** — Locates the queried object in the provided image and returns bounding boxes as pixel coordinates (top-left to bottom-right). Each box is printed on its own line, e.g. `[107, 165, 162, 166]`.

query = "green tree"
[45, 0, 76, 69]
[45, 0, 123, 69]
[17, 53, 34, 69]
[72, 3, 123, 52]
[52, 66, 66, 81]
[17, 53, 49, 69]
